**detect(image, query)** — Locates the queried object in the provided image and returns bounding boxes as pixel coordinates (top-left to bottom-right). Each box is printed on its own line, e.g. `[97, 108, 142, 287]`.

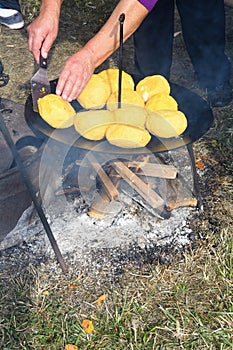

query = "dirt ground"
[0, 0, 233, 254]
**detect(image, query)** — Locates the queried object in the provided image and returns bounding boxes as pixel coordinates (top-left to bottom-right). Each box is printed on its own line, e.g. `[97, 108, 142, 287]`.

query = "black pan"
[25, 79, 214, 154]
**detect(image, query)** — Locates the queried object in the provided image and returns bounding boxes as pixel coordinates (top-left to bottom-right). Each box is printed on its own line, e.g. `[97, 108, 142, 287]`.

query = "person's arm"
[27, 0, 63, 63]
[56, 0, 149, 101]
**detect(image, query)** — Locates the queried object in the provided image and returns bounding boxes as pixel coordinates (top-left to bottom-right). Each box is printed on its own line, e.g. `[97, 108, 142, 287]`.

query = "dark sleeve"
[137, 0, 158, 11]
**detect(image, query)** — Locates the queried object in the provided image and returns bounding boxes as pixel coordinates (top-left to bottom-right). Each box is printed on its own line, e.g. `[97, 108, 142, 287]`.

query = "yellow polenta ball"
[113, 106, 147, 128]
[136, 75, 170, 102]
[106, 124, 151, 148]
[73, 109, 114, 140]
[98, 68, 135, 93]
[77, 74, 111, 109]
[38, 94, 75, 128]
[146, 93, 178, 112]
[106, 89, 145, 111]
[146, 109, 188, 138]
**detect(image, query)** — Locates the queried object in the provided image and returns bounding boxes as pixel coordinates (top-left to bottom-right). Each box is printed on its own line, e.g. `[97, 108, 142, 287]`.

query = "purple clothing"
[137, 0, 158, 11]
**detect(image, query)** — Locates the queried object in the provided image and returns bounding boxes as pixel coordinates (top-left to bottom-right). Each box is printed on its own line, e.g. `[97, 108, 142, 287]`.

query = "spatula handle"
[39, 54, 48, 69]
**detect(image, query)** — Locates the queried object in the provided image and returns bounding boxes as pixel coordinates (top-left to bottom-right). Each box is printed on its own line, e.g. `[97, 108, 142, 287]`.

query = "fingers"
[27, 25, 41, 63]
[27, 16, 59, 63]
[40, 35, 54, 59]
[28, 28, 54, 62]
[56, 70, 74, 101]
[56, 70, 87, 102]
[56, 50, 95, 101]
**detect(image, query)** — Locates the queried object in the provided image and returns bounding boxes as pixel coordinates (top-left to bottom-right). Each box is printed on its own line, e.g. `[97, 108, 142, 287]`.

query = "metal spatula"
[31, 54, 51, 112]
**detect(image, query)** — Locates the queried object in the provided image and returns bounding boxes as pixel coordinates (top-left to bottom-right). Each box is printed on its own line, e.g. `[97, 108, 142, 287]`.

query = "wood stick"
[88, 168, 120, 219]
[88, 192, 111, 220]
[86, 153, 119, 201]
[121, 188, 170, 219]
[127, 161, 178, 179]
[166, 198, 198, 211]
[111, 160, 164, 209]
[76, 159, 177, 179]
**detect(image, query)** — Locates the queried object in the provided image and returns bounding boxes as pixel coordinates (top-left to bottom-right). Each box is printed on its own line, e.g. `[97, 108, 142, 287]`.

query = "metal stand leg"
[0, 111, 68, 273]
[186, 143, 203, 211]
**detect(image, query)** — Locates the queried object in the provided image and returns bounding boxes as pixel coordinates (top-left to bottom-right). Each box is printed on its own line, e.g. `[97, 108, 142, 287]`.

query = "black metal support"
[0, 111, 68, 273]
[186, 143, 203, 210]
[118, 13, 125, 108]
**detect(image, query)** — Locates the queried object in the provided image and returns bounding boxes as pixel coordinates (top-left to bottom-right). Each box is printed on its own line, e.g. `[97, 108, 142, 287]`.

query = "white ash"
[0, 192, 196, 261]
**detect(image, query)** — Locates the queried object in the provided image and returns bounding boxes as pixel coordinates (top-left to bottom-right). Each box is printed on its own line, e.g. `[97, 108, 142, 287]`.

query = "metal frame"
[0, 60, 68, 273]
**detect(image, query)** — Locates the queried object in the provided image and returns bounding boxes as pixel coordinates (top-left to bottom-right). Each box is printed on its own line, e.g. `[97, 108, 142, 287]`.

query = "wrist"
[84, 38, 107, 69]
[78, 44, 99, 70]
[40, 0, 62, 17]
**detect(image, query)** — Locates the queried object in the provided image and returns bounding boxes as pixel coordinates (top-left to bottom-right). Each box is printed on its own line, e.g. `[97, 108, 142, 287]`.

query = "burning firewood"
[75, 158, 178, 179]
[127, 161, 177, 179]
[88, 168, 121, 219]
[87, 153, 119, 201]
[111, 160, 164, 209]
[166, 198, 198, 211]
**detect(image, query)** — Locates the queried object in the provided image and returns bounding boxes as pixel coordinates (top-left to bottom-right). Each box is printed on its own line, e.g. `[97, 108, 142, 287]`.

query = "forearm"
[84, 0, 149, 69]
[39, 0, 63, 18]
[55, 0, 150, 101]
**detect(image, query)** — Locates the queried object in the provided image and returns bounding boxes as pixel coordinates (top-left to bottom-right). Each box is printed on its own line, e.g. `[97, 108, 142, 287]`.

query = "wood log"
[87, 153, 119, 201]
[166, 198, 198, 211]
[112, 160, 164, 209]
[127, 161, 178, 179]
[88, 169, 120, 219]
[76, 159, 178, 179]
[88, 192, 111, 220]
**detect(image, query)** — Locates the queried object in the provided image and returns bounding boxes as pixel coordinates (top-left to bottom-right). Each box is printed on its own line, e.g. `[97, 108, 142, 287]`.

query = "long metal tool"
[118, 13, 125, 108]
[0, 111, 68, 273]
[31, 54, 51, 112]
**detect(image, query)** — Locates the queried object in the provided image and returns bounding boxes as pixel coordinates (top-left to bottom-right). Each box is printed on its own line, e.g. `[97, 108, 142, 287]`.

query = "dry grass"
[0, 1, 233, 349]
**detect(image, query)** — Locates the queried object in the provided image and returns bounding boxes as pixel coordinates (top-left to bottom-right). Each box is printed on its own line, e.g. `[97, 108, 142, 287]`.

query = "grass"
[0, 225, 232, 349]
[1, 0, 233, 349]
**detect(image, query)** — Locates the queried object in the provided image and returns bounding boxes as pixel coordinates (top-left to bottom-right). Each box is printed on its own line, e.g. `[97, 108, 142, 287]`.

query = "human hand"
[55, 47, 96, 101]
[27, 11, 59, 63]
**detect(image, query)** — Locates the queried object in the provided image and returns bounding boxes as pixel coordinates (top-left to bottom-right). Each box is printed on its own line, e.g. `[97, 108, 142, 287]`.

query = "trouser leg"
[177, 0, 231, 89]
[133, 0, 175, 83]
[0, 0, 21, 12]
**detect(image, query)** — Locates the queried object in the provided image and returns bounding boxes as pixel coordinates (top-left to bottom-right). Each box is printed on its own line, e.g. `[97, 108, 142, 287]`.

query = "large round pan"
[25, 79, 214, 154]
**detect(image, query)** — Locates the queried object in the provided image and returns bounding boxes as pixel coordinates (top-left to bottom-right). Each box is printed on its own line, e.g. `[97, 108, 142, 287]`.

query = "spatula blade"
[31, 55, 51, 112]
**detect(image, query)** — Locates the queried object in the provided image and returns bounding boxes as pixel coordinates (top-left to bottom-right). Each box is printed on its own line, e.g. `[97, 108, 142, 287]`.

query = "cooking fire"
[0, 67, 214, 271]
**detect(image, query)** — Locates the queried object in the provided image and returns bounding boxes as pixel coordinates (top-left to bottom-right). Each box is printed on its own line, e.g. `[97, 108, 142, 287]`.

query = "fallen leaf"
[211, 139, 218, 148]
[81, 319, 94, 334]
[67, 284, 78, 289]
[42, 290, 49, 296]
[65, 345, 78, 350]
[195, 158, 205, 171]
[96, 293, 108, 306]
